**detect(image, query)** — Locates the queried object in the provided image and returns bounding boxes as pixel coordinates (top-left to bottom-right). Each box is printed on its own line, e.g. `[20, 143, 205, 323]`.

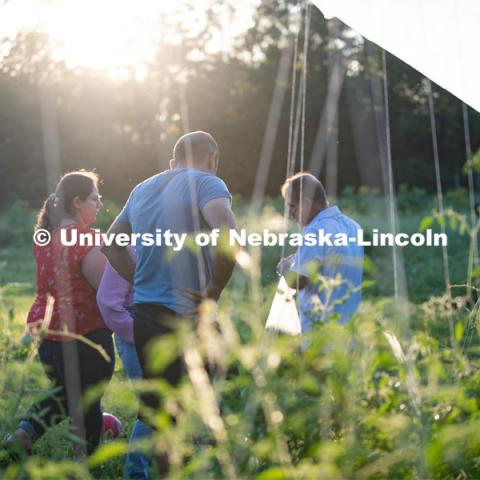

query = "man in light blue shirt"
[102, 131, 236, 476]
[277, 172, 363, 333]
[103, 131, 236, 308]
[111, 162, 232, 314]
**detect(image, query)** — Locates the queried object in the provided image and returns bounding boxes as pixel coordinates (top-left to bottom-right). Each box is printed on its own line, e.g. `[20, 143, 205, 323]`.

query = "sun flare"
[0, 0, 258, 79]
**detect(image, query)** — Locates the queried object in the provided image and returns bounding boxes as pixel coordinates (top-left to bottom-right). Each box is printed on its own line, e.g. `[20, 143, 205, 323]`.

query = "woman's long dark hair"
[36, 171, 99, 234]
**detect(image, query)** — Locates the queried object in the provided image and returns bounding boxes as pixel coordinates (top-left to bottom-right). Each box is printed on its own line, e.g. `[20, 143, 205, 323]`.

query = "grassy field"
[1, 189, 480, 478]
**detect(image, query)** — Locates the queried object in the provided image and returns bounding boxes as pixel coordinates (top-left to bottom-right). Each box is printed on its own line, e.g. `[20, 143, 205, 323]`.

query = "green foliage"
[463, 149, 480, 174]
[0, 200, 36, 247]
[1, 190, 480, 477]
[0, 0, 479, 475]
[5, 296, 478, 478]
[339, 184, 434, 217]
[88, 441, 128, 468]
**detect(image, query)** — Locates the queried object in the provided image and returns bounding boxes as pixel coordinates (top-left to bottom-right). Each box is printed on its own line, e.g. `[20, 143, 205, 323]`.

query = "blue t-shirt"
[290, 206, 363, 333]
[116, 168, 231, 314]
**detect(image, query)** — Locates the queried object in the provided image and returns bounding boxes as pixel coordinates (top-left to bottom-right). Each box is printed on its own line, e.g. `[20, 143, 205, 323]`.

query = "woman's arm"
[81, 246, 107, 290]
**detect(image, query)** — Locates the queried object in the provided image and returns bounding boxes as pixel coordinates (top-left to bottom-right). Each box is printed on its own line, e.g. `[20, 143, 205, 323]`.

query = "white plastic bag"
[265, 276, 301, 335]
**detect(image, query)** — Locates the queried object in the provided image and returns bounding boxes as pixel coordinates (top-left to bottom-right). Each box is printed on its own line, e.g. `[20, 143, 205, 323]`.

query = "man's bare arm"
[199, 197, 237, 300]
[100, 220, 135, 283]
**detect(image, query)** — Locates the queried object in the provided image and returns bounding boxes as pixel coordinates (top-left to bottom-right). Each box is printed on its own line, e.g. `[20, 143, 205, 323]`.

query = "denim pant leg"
[115, 335, 153, 480]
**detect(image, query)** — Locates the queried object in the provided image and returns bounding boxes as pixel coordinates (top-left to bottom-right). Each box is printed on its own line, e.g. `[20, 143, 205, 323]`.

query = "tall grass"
[0, 187, 479, 478]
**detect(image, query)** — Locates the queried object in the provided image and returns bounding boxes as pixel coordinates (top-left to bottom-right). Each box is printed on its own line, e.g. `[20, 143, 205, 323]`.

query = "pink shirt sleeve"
[96, 247, 136, 343]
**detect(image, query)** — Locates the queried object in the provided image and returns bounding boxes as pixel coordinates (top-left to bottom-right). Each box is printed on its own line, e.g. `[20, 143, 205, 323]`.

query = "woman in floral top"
[5, 171, 114, 457]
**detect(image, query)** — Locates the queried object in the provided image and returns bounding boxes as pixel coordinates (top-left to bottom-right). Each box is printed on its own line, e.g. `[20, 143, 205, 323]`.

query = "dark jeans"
[132, 304, 187, 425]
[20, 328, 115, 454]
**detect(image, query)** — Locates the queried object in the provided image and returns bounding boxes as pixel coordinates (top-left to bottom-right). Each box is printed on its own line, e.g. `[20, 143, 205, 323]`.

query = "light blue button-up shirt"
[290, 206, 363, 333]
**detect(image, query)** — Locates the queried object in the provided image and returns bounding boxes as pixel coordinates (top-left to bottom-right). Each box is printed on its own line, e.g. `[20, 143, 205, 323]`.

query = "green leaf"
[449, 215, 458, 231]
[362, 280, 375, 289]
[363, 256, 377, 275]
[472, 151, 480, 173]
[419, 216, 433, 231]
[426, 441, 444, 469]
[301, 374, 322, 396]
[88, 440, 128, 467]
[471, 267, 480, 277]
[455, 321, 464, 343]
[257, 467, 287, 480]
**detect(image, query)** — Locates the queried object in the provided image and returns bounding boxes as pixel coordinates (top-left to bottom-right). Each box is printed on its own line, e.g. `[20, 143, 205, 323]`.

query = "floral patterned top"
[27, 223, 106, 341]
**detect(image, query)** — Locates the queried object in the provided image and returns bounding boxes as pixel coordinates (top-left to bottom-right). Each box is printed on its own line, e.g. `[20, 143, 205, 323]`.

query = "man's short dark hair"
[281, 172, 327, 206]
[173, 131, 219, 166]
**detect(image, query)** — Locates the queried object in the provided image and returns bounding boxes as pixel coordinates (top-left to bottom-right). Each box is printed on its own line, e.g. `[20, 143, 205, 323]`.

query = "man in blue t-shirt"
[277, 172, 363, 333]
[102, 131, 236, 474]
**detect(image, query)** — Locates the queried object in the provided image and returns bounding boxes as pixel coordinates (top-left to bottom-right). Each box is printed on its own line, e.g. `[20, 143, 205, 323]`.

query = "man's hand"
[185, 282, 222, 303]
[276, 254, 295, 276]
[184, 284, 222, 316]
[276, 254, 310, 290]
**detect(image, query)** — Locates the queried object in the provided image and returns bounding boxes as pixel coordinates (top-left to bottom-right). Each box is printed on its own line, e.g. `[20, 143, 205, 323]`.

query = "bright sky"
[313, 0, 480, 112]
[0, 0, 259, 79]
